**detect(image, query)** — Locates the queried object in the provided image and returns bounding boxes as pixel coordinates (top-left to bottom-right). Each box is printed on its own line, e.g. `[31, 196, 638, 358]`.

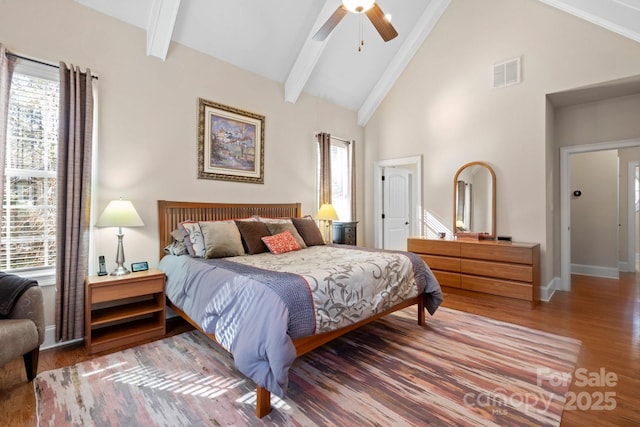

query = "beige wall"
[554, 95, 640, 273]
[0, 0, 364, 333]
[5, 0, 640, 335]
[569, 150, 618, 271]
[363, 0, 640, 286]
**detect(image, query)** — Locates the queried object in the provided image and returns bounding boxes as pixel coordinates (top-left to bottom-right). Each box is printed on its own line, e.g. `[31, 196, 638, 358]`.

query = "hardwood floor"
[1, 274, 638, 426]
[0, 317, 193, 427]
[443, 273, 640, 427]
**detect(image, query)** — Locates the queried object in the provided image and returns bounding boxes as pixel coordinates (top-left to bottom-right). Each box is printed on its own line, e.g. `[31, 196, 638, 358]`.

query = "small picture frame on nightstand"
[131, 261, 149, 272]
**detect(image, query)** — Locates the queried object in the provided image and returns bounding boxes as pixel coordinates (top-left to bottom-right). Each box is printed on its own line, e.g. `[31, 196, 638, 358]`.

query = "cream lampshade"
[317, 203, 339, 243]
[96, 198, 144, 276]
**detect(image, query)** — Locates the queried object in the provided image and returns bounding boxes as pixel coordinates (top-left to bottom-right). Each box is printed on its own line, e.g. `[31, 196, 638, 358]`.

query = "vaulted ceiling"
[76, 0, 640, 126]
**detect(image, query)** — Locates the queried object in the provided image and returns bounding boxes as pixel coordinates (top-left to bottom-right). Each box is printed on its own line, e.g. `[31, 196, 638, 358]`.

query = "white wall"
[0, 0, 364, 333]
[363, 0, 640, 286]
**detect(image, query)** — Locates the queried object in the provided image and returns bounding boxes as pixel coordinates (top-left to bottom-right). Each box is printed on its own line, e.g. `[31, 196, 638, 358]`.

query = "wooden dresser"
[407, 237, 540, 303]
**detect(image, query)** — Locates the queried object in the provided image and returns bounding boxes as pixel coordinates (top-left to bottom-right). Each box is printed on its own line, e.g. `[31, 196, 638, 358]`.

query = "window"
[319, 138, 353, 221]
[1, 62, 59, 276]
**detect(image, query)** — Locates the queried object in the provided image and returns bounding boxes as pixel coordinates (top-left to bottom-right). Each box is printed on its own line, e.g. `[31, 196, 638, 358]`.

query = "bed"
[157, 200, 443, 418]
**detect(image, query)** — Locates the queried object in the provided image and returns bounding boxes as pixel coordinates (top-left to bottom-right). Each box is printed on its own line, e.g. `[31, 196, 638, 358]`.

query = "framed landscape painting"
[197, 98, 265, 183]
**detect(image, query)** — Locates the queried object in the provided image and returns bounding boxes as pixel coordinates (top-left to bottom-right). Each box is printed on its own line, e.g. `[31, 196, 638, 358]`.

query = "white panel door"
[383, 167, 412, 250]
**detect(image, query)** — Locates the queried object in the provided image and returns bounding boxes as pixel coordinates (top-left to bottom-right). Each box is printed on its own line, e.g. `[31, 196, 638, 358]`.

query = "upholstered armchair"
[0, 285, 45, 381]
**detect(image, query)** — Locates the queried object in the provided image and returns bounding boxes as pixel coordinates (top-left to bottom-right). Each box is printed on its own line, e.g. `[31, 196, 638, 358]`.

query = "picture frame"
[197, 98, 265, 184]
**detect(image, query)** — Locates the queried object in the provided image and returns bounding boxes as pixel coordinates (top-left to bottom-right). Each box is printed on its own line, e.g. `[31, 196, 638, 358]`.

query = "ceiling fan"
[313, 0, 398, 43]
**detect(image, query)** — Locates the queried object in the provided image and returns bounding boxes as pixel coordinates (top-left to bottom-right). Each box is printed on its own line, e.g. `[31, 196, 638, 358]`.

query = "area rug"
[35, 307, 581, 426]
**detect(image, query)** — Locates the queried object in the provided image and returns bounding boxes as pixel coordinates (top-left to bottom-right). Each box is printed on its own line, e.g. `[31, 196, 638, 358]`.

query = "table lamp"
[317, 203, 339, 243]
[96, 198, 144, 275]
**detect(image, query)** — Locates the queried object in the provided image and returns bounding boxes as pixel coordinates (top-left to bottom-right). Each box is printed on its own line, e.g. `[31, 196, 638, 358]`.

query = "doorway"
[560, 138, 640, 291]
[382, 166, 413, 250]
[374, 156, 422, 250]
[627, 161, 639, 272]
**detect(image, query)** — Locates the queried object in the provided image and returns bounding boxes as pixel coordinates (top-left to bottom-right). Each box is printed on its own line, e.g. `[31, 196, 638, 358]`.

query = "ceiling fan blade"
[365, 3, 398, 42]
[313, 5, 349, 41]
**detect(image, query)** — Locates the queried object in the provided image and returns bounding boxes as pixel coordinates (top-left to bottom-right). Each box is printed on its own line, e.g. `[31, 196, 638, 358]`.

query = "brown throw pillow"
[235, 220, 271, 255]
[292, 217, 325, 246]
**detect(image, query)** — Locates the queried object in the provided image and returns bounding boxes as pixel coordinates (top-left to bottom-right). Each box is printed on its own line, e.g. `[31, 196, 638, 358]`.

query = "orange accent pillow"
[261, 230, 302, 255]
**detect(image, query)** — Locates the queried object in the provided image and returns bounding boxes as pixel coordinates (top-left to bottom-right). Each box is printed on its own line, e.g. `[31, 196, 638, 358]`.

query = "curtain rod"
[7, 52, 99, 80]
[315, 133, 352, 144]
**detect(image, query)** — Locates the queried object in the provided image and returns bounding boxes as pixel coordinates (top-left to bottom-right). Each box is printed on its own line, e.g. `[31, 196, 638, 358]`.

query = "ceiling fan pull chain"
[358, 14, 364, 52]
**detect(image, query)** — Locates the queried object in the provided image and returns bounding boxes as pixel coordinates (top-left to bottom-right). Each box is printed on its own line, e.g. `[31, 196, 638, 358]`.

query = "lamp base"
[110, 231, 130, 276]
[110, 264, 131, 276]
[322, 220, 334, 244]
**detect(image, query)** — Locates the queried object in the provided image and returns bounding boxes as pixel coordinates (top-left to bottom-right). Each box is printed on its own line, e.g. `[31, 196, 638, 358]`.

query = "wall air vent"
[492, 57, 521, 89]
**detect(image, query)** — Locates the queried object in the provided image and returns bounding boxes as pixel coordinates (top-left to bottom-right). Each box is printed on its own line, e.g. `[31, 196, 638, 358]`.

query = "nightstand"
[333, 221, 358, 245]
[84, 269, 166, 354]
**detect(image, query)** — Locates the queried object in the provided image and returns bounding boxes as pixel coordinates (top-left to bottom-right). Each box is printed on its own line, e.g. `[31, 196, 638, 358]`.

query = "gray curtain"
[317, 132, 332, 206]
[55, 62, 94, 342]
[0, 45, 16, 222]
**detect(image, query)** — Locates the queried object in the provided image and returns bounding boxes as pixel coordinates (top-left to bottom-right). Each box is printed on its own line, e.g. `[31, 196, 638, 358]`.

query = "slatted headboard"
[157, 200, 302, 259]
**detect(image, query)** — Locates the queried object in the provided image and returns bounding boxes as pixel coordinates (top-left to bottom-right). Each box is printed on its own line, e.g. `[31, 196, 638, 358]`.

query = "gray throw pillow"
[200, 221, 245, 258]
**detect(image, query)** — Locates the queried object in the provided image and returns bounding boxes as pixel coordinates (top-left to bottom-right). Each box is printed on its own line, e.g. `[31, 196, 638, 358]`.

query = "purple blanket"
[205, 258, 316, 339]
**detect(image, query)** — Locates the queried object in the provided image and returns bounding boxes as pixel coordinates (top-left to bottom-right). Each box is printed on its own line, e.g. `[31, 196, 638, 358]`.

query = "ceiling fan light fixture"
[342, 0, 375, 14]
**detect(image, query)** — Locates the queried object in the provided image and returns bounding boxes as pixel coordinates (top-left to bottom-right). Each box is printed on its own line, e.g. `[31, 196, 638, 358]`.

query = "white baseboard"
[40, 325, 83, 350]
[618, 260, 637, 273]
[618, 261, 629, 272]
[571, 263, 619, 279]
[540, 277, 558, 301]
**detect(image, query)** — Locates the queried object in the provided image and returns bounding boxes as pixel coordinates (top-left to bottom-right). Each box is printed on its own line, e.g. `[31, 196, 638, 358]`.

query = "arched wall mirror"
[453, 161, 496, 238]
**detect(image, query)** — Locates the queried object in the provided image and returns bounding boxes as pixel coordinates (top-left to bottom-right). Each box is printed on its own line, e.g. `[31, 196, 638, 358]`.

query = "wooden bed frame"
[157, 200, 426, 418]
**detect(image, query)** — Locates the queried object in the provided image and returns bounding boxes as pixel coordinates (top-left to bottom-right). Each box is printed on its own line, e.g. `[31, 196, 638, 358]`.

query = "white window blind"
[1, 66, 59, 273]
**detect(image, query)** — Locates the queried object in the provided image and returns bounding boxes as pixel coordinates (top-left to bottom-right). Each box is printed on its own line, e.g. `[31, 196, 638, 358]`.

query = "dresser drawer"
[422, 254, 460, 272]
[461, 259, 532, 282]
[461, 243, 532, 264]
[343, 230, 356, 245]
[407, 237, 539, 302]
[407, 238, 460, 257]
[433, 270, 461, 288]
[461, 275, 533, 300]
